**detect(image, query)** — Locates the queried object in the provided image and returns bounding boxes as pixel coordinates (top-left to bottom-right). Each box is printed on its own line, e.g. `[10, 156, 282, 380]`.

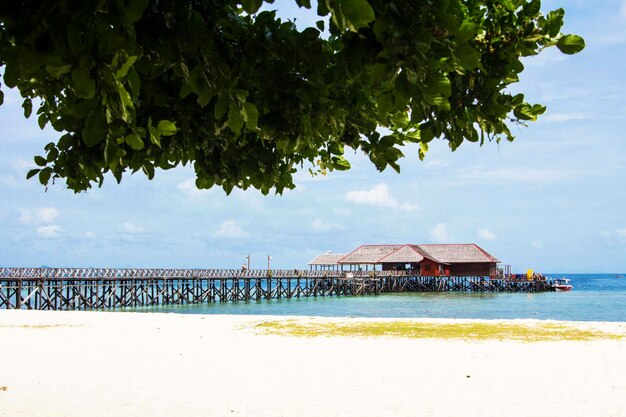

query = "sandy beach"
[1, 311, 625, 417]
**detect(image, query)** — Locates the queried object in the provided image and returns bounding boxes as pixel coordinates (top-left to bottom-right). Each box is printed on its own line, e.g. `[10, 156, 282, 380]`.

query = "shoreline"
[1, 310, 625, 417]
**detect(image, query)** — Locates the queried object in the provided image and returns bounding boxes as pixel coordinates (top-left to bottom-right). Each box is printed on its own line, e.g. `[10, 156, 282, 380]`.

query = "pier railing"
[0, 267, 554, 310]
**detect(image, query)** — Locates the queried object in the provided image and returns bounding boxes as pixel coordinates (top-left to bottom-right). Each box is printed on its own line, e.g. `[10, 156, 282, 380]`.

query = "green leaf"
[195, 176, 215, 189]
[243, 102, 259, 130]
[332, 156, 351, 171]
[142, 162, 155, 179]
[115, 56, 138, 79]
[115, 82, 134, 122]
[82, 111, 105, 147]
[156, 120, 177, 136]
[125, 0, 149, 23]
[34, 156, 47, 166]
[513, 103, 537, 121]
[105, 139, 120, 169]
[317, 0, 330, 16]
[418, 142, 428, 161]
[342, 0, 375, 30]
[38, 114, 47, 130]
[329, 142, 344, 155]
[214, 92, 229, 119]
[45, 63, 72, 79]
[46, 147, 59, 162]
[228, 105, 244, 133]
[23, 99, 33, 118]
[58, 134, 73, 151]
[557, 35, 585, 55]
[455, 22, 478, 44]
[377, 92, 395, 116]
[544, 9, 564, 38]
[38, 168, 52, 185]
[296, 0, 311, 8]
[125, 133, 144, 150]
[0, 90, 4, 106]
[241, 0, 263, 14]
[149, 130, 161, 147]
[430, 74, 452, 97]
[3, 61, 20, 88]
[26, 168, 40, 179]
[522, 0, 541, 17]
[454, 43, 479, 70]
[420, 124, 435, 143]
[71, 68, 96, 99]
[425, 94, 450, 111]
[127, 69, 141, 97]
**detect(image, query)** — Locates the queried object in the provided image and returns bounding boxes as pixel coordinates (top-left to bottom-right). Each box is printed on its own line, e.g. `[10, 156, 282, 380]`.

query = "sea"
[126, 274, 626, 322]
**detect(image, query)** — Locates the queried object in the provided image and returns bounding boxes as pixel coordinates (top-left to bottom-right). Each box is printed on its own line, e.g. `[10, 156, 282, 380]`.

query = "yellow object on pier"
[527, 269, 534, 280]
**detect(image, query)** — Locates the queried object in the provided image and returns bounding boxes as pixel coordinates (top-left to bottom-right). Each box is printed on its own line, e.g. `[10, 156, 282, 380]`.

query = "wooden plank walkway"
[0, 268, 554, 310]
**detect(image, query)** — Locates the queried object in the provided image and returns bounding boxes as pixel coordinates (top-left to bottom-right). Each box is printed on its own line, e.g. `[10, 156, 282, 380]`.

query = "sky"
[1, 0, 625, 273]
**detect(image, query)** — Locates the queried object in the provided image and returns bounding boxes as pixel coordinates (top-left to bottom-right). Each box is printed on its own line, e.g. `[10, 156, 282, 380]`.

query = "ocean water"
[126, 274, 626, 322]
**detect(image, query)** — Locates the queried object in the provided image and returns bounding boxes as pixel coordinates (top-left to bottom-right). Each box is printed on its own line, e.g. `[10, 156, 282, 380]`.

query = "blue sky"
[1, 0, 625, 273]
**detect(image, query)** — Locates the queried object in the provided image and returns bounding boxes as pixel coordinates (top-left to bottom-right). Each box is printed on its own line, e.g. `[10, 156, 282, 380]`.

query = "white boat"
[552, 278, 573, 292]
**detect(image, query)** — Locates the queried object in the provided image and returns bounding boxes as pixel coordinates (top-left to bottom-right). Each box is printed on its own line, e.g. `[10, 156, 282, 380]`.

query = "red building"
[309, 244, 500, 277]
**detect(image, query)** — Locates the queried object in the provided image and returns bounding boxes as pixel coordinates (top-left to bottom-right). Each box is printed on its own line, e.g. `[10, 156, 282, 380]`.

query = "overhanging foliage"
[0, 0, 584, 193]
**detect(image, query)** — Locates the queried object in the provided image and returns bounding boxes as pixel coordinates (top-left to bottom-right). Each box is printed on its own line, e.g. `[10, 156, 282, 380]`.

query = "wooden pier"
[0, 267, 554, 310]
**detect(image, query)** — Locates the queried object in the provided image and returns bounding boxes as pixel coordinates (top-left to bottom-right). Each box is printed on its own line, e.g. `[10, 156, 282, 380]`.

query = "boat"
[552, 278, 573, 292]
[614, 274, 624, 278]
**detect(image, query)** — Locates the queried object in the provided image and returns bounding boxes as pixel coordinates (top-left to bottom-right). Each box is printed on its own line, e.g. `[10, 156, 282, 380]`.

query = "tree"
[0, 0, 584, 193]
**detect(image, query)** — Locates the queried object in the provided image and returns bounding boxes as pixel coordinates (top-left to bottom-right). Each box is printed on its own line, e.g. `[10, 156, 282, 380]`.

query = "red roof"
[314, 243, 500, 266]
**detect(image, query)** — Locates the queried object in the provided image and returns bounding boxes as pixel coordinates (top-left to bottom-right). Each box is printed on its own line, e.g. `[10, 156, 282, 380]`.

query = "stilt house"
[309, 243, 500, 277]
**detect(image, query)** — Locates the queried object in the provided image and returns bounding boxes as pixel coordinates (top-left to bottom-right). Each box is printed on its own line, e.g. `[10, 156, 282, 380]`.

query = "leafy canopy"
[0, 0, 584, 193]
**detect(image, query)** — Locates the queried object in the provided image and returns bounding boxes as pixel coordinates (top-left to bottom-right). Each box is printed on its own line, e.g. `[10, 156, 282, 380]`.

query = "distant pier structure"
[0, 265, 553, 311]
[309, 244, 502, 277]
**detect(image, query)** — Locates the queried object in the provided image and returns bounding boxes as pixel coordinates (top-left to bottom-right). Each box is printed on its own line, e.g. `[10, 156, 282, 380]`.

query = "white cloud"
[213, 220, 249, 239]
[398, 202, 419, 212]
[311, 219, 343, 232]
[36, 225, 61, 238]
[621, 1, 626, 19]
[18, 207, 59, 224]
[37, 207, 59, 223]
[477, 228, 497, 241]
[345, 183, 418, 212]
[10, 159, 31, 173]
[429, 223, 452, 243]
[84, 231, 97, 240]
[424, 160, 449, 169]
[346, 183, 393, 207]
[123, 222, 145, 233]
[617, 229, 626, 237]
[18, 209, 33, 224]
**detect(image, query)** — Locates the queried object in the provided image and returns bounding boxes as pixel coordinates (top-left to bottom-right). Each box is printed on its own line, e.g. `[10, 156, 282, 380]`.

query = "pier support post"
[16, 279, 22, 310]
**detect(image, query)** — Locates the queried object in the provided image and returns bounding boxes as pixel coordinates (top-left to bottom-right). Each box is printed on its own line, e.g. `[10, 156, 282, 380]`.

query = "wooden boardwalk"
[0, 267, 554, 310]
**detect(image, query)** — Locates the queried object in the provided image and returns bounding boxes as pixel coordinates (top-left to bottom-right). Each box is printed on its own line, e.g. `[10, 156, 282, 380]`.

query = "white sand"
[1, 311, 625, 417]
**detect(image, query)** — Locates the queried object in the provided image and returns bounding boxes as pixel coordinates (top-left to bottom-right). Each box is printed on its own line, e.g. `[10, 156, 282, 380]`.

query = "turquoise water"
[127, 274, 626, 322]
